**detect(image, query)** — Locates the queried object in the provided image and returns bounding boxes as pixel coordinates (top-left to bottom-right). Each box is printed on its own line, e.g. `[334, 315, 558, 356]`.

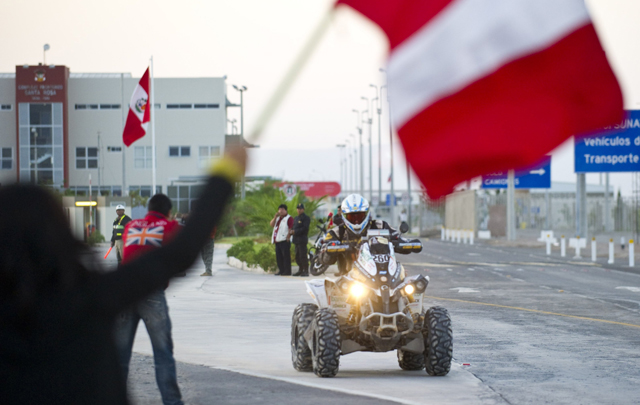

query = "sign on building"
[575, 110, 640, 173]
[481, 156, 551, 189]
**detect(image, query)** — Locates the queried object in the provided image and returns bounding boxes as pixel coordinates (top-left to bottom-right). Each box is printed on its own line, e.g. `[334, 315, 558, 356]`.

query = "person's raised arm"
[92, 147, 246, 315]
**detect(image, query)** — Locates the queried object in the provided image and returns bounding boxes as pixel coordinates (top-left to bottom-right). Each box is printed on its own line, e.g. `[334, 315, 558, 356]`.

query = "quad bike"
[290, 224, 453, 378]
[308, 221, 329, 276]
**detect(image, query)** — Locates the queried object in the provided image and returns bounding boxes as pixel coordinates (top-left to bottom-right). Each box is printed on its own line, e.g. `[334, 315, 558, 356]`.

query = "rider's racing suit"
[318, 220, 399, 274]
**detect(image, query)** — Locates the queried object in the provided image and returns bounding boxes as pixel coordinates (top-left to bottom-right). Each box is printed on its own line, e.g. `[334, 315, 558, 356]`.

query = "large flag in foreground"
[336, 0, 623, 198]
[123, 68, 151, 147]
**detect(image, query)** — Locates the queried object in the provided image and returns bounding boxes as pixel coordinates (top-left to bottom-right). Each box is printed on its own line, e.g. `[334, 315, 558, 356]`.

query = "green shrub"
[87, 230, 105, 246]
[248, 245, 278, 273]
[226, 239, 255, 262]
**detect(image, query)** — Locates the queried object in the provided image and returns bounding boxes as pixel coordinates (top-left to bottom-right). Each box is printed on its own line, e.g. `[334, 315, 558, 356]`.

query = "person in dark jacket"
[111, 204, 132, 264]
[333, 205, 344, 227]
[0, 147, 245, 404]
[291, 203, 311, 277]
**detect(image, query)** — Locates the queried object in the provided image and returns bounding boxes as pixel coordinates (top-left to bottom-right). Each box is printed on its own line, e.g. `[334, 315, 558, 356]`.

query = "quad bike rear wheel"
[291, 303, 318, 371]
[311, 308, 341, 377]
[397, 349, 425, 370]
[423, 306, 453, 376]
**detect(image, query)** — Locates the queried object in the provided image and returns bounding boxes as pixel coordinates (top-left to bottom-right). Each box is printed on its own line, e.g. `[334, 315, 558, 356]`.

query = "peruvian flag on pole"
[336, 0, 623, 198]
[123, 68, 151, 147]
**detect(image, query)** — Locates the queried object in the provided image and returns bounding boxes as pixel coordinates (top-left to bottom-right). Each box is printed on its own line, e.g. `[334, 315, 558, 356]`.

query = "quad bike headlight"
[404, 284, 415, 295]
[350, 283, 366, 298]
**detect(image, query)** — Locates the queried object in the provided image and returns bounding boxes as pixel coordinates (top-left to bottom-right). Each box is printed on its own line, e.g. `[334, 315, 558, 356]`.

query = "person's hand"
[224, 145, 247, 174]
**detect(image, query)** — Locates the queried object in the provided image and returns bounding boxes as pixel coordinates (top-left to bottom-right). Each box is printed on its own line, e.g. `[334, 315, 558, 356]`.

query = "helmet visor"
[345, 211, 368, 225]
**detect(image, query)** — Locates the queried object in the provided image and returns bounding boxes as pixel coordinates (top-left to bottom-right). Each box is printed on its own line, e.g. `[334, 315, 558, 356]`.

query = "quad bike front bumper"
[359, 311, 416, 352]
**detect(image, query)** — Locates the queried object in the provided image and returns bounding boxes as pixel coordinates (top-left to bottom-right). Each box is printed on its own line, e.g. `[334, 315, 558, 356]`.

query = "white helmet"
[340, 194, 370, 235]
[115, 204, 125, 210]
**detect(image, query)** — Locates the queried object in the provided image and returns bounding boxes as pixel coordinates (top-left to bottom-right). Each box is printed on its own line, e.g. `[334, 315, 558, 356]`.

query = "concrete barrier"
[631, 240, 635, 267]
[561, 235, 566, 257]
[591, 237, 596, 262]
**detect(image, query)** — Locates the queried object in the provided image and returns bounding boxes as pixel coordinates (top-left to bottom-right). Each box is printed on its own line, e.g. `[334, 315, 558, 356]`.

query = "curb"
[227, 256, 269, 275]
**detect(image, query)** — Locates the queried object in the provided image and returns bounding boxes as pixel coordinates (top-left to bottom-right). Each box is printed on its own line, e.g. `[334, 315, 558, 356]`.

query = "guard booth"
[62, 196, 132, 242]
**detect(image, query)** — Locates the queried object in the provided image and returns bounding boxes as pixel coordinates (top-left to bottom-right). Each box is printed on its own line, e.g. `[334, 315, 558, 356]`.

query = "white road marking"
[616, 286, 640, 293]
[450, 287, 480, 293]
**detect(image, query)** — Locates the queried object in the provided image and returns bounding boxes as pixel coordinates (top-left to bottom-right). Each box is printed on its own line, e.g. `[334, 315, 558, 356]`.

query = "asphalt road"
[402, 239, 640, 405]
[113, 238, 640, 404]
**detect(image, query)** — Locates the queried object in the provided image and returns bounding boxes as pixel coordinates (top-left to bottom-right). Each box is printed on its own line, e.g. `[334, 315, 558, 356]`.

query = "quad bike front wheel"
[291, 303, 318, 371]
[311, 308, 341, 377]
[309, 252, 329, 276]
[397, 349, 425, 371]
[423, 306, 453, 376]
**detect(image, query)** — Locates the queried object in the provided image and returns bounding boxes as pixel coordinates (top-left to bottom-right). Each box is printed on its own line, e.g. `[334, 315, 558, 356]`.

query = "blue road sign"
[481, 157, 551, 189]
[575, 110, 640, 173]
[385, 194, 398, 206]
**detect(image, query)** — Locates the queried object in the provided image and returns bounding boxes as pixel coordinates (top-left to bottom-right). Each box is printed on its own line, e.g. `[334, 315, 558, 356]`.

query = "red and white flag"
[337, 0, 623, 198]
[123, 68, 151, 147]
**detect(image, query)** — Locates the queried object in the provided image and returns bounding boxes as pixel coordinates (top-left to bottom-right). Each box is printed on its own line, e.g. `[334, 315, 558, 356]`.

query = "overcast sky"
[1, 0, 637, 195]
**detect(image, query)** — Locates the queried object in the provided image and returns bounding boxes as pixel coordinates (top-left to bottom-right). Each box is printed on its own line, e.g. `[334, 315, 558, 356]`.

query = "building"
[0, 64, 243, 239]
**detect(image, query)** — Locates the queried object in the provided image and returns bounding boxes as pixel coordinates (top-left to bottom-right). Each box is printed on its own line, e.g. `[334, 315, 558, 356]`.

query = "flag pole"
[150, 56, 157, 196]
[246, 8, 333, 144]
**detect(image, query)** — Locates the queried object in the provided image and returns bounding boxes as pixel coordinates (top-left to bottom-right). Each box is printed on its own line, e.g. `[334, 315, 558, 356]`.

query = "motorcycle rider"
[318, 194, 398, 275]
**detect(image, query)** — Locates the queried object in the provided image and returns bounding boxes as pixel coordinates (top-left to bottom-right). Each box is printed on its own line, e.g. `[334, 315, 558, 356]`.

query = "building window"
[1, 148, 12, 169]
[134, 146, 152, 169]
[169, 146, 190, 157]
[107, 146, 122, 153]
[129, 185, 162, 198]
[166, 103, 219, 109]
[76, 147, 98, 169]
[167, 184, 205, 213]
[1, 104, 12, 111]
[74, 104, 121, 110]
[194, 104, 220, 109]
[198, 146, 221, 168]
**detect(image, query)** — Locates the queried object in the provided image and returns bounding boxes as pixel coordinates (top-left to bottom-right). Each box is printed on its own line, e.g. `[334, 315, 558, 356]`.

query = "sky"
[1, 0, 638, 196]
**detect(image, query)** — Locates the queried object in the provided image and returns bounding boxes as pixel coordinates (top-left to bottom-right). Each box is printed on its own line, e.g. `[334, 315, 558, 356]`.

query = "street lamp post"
[349, 133, 358, 193]
[232, 85, 248, 199]
[371, 84, 384, 208]
[361, 96, 374, 203]
[336, 144, 346, 197]
[352, 110, 365, 196]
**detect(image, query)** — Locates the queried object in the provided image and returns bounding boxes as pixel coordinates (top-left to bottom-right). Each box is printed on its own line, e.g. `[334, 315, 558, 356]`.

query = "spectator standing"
[291, 203, 310, 277]
[333, 205, 344, 227]
[270, 204, 293, 276]
[111, 204, 132, 264]
[200, 227, 216, 276]
[116, 194, 184, 405]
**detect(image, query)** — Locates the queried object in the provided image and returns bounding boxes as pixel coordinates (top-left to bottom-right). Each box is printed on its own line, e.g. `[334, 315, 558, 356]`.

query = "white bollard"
[575, 236, 582, 259]
[545, 234, 551, 255]
[561, 235, 566, 257]
[630, 239, 635, 267]
[608, 238, 614, 264]
[591, 237, 596, 262]
[463, 230, 468, 244]
[470, 230, 474, 245]
[456, 230, 461, 244]
[441, 226, 445, 241]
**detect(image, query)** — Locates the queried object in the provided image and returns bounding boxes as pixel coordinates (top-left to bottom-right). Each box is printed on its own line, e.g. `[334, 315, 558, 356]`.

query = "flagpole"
[247, 9, 333, 143]
[150, 56, 157, 196]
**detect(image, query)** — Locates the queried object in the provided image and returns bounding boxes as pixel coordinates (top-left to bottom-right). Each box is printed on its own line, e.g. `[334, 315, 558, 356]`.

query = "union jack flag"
[125, 226, 165, 247]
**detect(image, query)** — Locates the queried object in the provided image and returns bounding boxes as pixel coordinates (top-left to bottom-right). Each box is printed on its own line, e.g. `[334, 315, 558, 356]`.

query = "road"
[115, 239, 640, 404]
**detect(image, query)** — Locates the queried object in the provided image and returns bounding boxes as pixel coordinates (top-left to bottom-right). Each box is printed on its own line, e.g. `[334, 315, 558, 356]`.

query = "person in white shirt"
[270, 204, 293, 276]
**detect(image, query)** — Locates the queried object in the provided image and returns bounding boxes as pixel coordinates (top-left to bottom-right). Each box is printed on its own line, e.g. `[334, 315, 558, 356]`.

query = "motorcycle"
[308, 221, 329, 276]
[290, 223, 453, 378]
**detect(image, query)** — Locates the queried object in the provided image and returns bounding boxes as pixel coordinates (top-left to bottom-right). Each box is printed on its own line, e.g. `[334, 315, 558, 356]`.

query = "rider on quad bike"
[319, 194, 406, 275]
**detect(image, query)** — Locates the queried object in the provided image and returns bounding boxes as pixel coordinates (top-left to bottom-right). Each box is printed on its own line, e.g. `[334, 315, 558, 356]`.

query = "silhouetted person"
[0, 148, 245, 404]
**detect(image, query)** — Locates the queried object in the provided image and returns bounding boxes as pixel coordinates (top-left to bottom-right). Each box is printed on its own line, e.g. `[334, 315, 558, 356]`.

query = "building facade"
[0, 64, 231, 205]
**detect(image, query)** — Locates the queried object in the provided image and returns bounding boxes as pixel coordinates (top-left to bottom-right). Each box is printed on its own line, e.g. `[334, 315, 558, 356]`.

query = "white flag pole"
[150, 56, 157, 196]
